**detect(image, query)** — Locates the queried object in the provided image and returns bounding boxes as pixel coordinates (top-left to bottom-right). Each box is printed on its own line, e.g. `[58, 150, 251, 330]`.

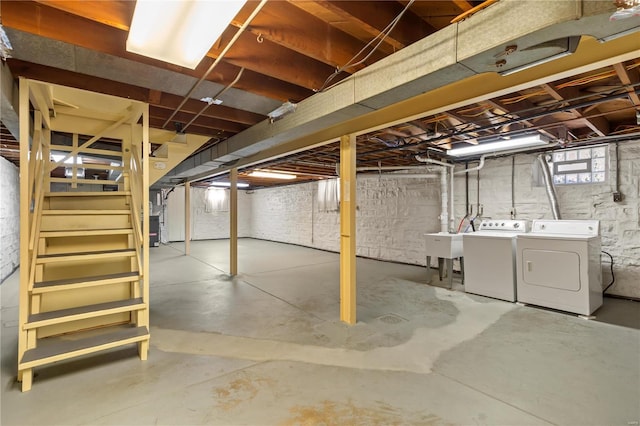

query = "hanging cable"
[317, 0, 416, 92]
[602, 251, 615, 294]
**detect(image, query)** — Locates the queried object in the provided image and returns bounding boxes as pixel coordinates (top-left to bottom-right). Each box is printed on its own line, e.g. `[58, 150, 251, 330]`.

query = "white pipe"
[358, 173, 439, 179]
[450, 166, 455, 232]
[414, 155, 453, 168]
[440, 168, 449, 233]
[454, 155, 486, 175]
[356, 166, 432, 172]
[415, 155, 454, 233]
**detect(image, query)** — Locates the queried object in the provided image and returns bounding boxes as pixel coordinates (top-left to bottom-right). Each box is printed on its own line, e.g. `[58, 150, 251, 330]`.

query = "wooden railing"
[26, 111, 49, 292]
[127, 144, 145, 274]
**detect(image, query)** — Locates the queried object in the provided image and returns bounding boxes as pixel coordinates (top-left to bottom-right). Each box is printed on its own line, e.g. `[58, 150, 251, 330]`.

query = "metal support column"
[230, 168, 238, 276]
[185, 181, 191, 255]
[339, 134, 356, 324]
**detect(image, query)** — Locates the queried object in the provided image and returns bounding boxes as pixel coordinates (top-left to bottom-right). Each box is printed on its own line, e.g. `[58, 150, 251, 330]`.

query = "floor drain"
[377, 313, 407, 324]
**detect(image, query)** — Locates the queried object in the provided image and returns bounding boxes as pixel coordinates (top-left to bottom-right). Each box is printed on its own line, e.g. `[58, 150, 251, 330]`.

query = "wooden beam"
[613, 62, 640, 107]
[33, 0, 134, 31]
[2, 1, 311, 102]
[7, 59, 268, 126]
[212, 29, 338, 91]
[339, 134, 356, 325]
[232, 1, 385, 70]
[540, 83, 609, 136]
[18, 77, 30, 387]
[230, 169, 238, 276]
[485, 98, 561, 140]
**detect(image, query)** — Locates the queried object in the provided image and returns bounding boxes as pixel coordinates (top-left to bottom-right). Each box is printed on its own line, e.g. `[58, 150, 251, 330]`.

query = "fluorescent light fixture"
[268, 101, 297, 123]
[210, 181, 249, 188]
[248, 170, 297, 180]
[127, 0, 246, 69]
[447, 135, 550, 157]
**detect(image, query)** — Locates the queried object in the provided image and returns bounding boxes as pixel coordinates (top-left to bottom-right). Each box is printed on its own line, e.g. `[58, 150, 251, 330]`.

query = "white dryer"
[463, 220, 530, 302]
[515, 220, 602, 316]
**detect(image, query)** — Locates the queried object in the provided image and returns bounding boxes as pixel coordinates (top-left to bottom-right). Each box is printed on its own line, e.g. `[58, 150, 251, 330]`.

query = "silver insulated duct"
[537, 154, 561, 220]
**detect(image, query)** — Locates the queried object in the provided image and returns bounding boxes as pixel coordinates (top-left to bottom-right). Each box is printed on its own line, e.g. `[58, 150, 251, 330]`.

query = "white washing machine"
[463, 219, 530, 302]
[515, 220, 602, 316]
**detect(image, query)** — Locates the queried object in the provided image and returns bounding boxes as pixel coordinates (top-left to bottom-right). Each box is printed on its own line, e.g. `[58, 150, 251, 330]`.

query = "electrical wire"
[317, 0, 416, 92]
[602, 251, 615, 294]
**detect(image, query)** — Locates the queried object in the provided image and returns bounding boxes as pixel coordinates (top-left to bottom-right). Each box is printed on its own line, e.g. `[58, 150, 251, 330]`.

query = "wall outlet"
[613, 192, 623, 202]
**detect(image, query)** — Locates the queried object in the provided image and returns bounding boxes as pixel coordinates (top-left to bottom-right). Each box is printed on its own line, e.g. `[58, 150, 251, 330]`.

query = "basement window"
[317, 178, 340, 212]
[550, 145, 608, 185]
[205, 188, 229, 212]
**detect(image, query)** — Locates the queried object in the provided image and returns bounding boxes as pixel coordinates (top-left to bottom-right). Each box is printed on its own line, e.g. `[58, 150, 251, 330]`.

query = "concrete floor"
[1, 238, 639, 425]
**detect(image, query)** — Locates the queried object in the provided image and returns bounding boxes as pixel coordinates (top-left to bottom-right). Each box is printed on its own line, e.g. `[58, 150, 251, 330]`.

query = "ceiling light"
[209, 181, 249, 188]
[126, 0, 246, 69]
[248, 170, 297, 180]
[447, 135, 550, 157]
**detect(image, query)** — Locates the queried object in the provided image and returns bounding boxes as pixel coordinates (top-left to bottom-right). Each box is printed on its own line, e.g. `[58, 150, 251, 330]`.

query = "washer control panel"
[479, 219, 530, 232]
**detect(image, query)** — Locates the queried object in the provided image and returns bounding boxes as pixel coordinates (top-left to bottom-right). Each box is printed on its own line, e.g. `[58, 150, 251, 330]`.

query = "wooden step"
[36, 248, 136, 264]
[25, 298, 145, 330]
[33, 271, 140, 294]
[42, 209, 130, 215]
[19, 326, 149, 370]
[40, 229, 133, 238]
[45, 191, 130, 197]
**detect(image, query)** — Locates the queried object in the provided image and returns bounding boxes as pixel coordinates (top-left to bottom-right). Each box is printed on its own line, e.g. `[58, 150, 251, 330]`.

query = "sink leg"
[438, 257, 445, 281]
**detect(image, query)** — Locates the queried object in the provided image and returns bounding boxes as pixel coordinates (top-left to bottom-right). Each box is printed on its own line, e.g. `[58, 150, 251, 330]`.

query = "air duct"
[537, 153, 561, 219]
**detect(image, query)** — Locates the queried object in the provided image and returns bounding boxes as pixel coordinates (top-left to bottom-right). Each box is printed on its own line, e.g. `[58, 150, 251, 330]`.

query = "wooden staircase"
[17, 79, 150, 391]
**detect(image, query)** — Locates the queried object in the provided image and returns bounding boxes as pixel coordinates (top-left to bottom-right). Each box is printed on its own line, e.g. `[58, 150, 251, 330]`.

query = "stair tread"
[38, 248, 135, 259]
[42, 209, 130, 215]
[27, 298, 145, 326]
[45, 192, 130, 197]
[20, 326, 149, 367]
[40, 228, 133, 236]
[34, 271, 140, 290]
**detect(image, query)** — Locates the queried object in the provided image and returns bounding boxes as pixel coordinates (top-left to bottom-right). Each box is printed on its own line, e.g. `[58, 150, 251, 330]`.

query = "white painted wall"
[0, 156, 20, 282]
[247, 141, 640, 299]
[166, 186, 252, 241]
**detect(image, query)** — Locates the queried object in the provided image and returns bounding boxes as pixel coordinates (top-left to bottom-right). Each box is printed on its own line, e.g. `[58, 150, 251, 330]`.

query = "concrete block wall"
[250, 175, 442, 264]
[250, 184, 313, 246]
[191, 187, 252, 240]
[248, 141, 639, 299]
[165, 186, 252, 241]
[0, 156, 20, 282]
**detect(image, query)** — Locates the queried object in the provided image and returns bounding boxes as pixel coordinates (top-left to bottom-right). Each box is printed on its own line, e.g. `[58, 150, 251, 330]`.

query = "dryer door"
[521, 249, 581, 291]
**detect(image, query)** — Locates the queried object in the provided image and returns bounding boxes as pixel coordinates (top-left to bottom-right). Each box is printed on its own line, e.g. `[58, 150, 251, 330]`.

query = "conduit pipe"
[537, 153, 561, 219]
[162, 0, 268, 129]
[182, 67, 245, 132]
[356, 165, 433, 172]
[415, 155, 454, 233]
[358, 173, 439, 179]
[454, 155, 486, 175]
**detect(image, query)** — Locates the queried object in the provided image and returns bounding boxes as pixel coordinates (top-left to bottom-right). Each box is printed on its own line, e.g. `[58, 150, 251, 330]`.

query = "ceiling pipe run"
[454, 155, 486, 175]
[162, 0, 268, 129]
[357, 173, 439, 179]
[183, 67, 245, 133]
[415, 155, 455, 233]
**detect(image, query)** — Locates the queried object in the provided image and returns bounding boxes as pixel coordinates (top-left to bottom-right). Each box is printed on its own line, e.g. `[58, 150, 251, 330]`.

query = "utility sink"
[424, 232, 463, 259]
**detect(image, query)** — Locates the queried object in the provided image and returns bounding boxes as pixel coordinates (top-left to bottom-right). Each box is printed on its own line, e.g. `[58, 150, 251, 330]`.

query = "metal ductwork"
[537, 153, 562, 220]
[154, 0, 640, 187]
